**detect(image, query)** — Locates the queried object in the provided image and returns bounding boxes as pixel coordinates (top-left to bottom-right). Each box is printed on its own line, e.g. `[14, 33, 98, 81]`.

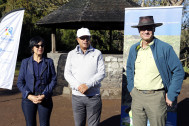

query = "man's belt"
[137, 88, 164, 94]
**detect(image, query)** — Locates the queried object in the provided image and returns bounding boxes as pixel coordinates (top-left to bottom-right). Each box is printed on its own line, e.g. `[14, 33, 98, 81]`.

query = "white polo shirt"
[64, 45, 105, 96]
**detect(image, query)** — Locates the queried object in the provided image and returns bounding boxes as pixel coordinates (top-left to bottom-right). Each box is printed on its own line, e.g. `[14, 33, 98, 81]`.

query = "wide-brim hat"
[77, 28, 91, 38]
[131, 16, 163, 28]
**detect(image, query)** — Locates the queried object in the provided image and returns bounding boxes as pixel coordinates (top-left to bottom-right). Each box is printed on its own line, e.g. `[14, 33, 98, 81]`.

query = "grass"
[183, 67, 189, 73]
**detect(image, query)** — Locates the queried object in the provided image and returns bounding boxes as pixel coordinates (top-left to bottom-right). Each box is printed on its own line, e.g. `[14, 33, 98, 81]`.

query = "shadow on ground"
[0, 84, 20, 96]
[177, 98, 189, 126]
[100, 115, 120, 126]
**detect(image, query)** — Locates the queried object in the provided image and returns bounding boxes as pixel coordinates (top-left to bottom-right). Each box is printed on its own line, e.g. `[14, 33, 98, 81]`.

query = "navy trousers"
[22, 98, 53, 126]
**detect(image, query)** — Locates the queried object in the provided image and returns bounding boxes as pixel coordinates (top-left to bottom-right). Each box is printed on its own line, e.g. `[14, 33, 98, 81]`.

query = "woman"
[17, 36, 57, 126]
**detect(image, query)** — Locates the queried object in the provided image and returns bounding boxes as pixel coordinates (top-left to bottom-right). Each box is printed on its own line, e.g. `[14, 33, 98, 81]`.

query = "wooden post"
[51, 28, 56, 53]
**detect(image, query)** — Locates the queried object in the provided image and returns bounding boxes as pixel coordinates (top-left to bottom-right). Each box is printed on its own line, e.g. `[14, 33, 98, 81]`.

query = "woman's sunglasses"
[34, 44, 44, 48]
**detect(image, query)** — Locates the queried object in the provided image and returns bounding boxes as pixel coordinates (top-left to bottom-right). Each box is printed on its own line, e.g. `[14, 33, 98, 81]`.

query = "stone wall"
[47, 53, 123, 99]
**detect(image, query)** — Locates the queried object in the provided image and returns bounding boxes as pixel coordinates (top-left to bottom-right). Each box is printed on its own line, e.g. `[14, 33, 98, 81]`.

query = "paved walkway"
[1, 78, 189, 126]
[0, 83, 121, 126]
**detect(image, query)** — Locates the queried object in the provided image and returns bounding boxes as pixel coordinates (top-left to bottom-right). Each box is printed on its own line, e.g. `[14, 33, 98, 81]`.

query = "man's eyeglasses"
[79, 36, 90, 40]
[139, 26, 154, 31]
[34, 44, 44, 48]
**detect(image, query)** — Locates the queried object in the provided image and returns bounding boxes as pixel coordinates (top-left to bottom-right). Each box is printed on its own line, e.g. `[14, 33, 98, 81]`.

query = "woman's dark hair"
[29, 36, 46, 54]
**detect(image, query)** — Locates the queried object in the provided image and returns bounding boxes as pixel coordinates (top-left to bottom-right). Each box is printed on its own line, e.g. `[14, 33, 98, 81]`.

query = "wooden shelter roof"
[36, 0, 140, 30]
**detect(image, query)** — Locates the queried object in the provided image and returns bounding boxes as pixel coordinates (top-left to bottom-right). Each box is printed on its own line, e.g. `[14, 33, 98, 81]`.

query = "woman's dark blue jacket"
[17, 56, 57, 99]
[126, 37, 185, 102]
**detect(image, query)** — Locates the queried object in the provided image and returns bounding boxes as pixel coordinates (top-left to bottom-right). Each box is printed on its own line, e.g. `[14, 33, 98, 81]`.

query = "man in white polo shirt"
[64, 28, 105, 126]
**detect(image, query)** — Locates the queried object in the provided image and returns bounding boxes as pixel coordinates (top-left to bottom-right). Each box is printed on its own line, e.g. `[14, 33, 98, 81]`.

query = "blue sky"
[124, 6, 183, 36]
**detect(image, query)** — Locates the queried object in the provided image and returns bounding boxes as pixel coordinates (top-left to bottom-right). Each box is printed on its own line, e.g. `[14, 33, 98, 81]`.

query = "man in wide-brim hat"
[126, 16, 184, 126]
[131, 16, 162, 28]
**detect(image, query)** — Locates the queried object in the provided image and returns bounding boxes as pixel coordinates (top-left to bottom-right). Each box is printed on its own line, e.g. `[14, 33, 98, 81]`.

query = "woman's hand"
[28, 94, 40, 104]
[36, 95, 45, 103]
[27, 94, 45, 104]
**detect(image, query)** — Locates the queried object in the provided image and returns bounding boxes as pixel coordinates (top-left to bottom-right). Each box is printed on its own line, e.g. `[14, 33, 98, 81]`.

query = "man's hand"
[78, 84, 88, 94]
[166, 94, 173, 107]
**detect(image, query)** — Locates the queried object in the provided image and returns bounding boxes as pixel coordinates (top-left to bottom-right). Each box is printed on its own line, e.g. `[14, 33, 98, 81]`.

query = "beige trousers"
[131, 87, 167, 126]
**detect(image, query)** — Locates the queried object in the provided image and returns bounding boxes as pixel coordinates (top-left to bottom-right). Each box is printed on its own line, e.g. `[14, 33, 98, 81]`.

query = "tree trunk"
[141, 0, 145, 7]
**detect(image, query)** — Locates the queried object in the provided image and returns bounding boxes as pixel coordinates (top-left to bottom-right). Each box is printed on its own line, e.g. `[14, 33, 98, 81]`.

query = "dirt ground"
[0, 77, 189, 126]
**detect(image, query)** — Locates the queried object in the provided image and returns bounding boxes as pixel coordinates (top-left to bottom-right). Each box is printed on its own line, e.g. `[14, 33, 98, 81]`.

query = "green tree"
[0, 0, 69, 59]
[0, 0, 125, 56]
[133, 0, 184, 6]
[56, 29, 77, 52]
[0, 0, 6, 17]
